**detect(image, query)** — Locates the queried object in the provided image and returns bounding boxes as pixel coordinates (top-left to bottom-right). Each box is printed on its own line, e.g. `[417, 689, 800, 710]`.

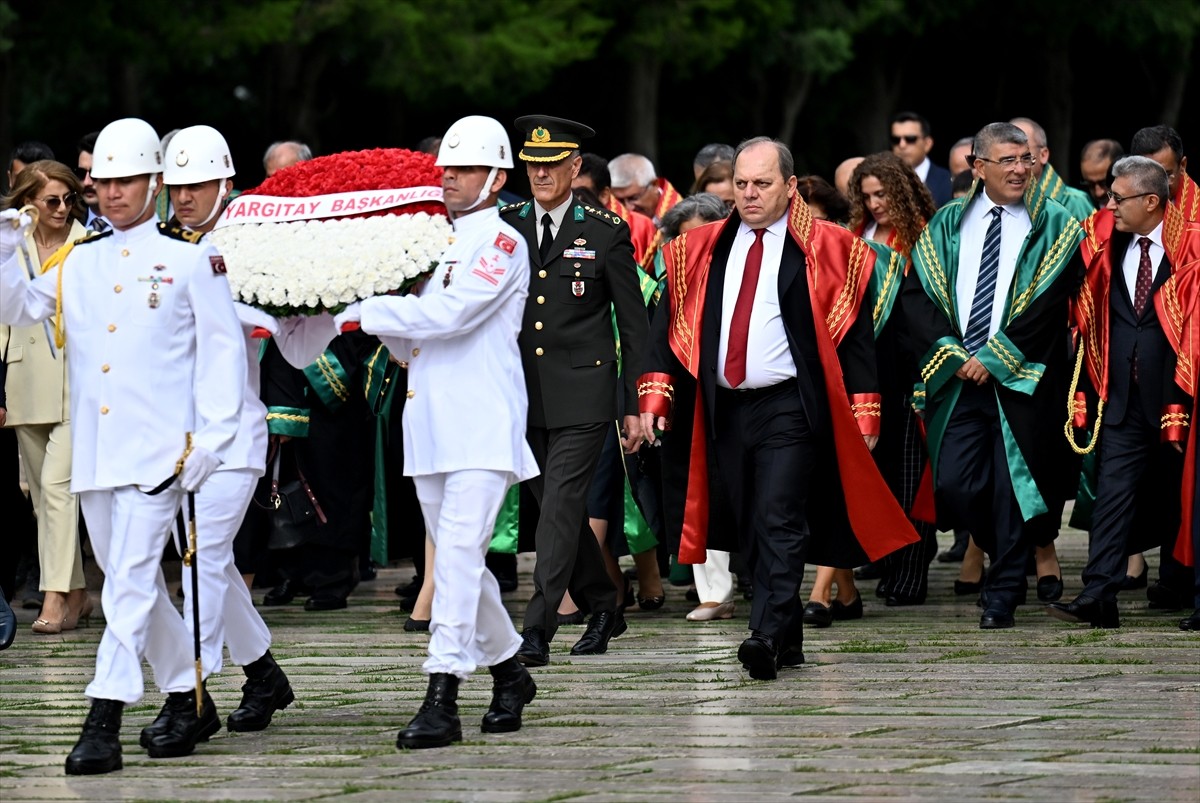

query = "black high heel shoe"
[1119, 563, 1148, 591]
[954, 569, 986, 596]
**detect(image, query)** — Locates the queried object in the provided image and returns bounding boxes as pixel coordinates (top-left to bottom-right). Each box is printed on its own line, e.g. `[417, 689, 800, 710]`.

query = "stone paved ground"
[1, 529, 1198, 802]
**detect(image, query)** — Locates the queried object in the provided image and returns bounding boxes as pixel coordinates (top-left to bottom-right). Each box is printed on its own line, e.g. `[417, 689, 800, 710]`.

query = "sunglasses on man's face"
[890, 134, 921, 146]
[36, 192, 78, 210]
[73, 166, 92, 181]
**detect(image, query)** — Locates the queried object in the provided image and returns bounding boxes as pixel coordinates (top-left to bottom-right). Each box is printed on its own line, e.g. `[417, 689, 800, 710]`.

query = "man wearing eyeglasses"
[1080, 139, 1124, 210]
[905, 122, 1085, 630]
[1131, 126, 1196, 223]
[889, 111, 952, 207]
[609, 152, 682, 225]
[1051, 155, 1196, 629]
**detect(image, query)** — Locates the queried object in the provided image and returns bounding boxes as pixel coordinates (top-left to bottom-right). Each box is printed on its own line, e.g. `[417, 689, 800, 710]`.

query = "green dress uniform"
[500, 117, 649, 646]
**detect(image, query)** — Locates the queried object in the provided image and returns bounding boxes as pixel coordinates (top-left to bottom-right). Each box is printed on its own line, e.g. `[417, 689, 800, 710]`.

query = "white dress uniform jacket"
[360, 206, 539, 482]
[0, 218, 244, 491]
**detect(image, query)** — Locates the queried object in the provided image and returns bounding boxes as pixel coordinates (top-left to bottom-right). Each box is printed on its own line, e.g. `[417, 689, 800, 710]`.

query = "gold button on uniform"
[114, 284, 122, 293]
[121, 249, 130, 257]
[101, 364, 110, 373]
[534, 321, 543, 330]
[107, 324, 116, 332]
[575, 271, 581, 277]
[100, 406, 109, 414]
[411, 348, 420, 357]
[28, 336, 35, 344]
[538, 270, 547, 279]
[595, 360, 602, 366]
[536, 296, 545, 304]
[535, 347, 544, 356]
[406, 390, 415, 399]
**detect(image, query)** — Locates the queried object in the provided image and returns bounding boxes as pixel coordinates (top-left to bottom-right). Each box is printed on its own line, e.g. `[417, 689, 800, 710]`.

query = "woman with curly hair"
[802, 153, 937, 628]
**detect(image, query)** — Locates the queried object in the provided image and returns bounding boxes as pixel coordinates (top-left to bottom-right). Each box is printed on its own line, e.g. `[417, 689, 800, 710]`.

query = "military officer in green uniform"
[500, 116, 647, 665]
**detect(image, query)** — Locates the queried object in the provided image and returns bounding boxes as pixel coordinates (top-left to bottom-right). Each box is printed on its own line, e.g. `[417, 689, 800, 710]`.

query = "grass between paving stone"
[924, 649, 989, 661]
[828, 640, 909, 652]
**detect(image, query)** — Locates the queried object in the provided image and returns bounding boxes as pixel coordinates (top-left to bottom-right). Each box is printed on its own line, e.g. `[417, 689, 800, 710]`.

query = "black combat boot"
[396, 673, 461, 749]
[143, 684, 221, 758]
[227, 650, 295, 731]
[65, 698, 124, 775]
[481, 656, 536, 734]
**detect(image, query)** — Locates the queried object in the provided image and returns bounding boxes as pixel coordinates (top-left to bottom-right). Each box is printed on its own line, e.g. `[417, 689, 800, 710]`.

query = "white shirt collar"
[533, 194, 573, 228]
[737, 212, 789, 240]
[1132, 219, 1166, 252]
[451, 205, 500, 234]
[914, 157, 931, 182]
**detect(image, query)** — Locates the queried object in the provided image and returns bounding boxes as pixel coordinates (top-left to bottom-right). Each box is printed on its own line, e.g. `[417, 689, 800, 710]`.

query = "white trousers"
[173, 469, 271, 674]
[693, 549, 735, 605]
[413, 470, 522, 679]
[81, 487, 193, 703]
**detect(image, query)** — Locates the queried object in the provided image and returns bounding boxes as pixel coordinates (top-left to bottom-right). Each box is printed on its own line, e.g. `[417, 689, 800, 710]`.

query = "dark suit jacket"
[501, 195, 647, 429]
[925, 162, 954, 208]
[1105, 230, 1187, 425]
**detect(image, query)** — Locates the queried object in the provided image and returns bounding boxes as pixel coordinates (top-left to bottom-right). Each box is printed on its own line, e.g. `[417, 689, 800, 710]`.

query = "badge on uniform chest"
[138, 271, 173, 309]
[572, 280, 585, 297]
[562, 248, 596, 260]
[443, 261, 458, 288]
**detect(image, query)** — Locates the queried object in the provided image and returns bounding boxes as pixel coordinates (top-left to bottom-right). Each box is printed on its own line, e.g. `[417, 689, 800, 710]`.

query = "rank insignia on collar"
[572, 280, 585, 297]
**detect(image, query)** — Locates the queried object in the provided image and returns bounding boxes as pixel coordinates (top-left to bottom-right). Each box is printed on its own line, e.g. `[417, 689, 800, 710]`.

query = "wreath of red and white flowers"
[208, 148, 452, 316]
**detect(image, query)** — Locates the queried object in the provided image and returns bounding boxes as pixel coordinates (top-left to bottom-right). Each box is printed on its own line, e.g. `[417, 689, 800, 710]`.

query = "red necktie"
[1133, 236, 1153, 317]
[723, 228, 766, 388]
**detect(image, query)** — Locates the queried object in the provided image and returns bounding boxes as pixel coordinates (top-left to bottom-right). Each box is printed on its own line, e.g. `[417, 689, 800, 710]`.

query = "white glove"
[0, 209, 34, 264]
[233, 302, 280, 336]
[333, 302, 362, 332]
[178, 446, 221, 492]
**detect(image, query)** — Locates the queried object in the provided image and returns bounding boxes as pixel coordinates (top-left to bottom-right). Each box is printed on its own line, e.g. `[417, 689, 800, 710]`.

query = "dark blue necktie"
[963, 207, 1004, 353]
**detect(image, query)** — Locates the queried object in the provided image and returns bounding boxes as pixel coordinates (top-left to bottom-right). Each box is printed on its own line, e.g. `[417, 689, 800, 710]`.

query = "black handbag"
[260, 443, 327, 550]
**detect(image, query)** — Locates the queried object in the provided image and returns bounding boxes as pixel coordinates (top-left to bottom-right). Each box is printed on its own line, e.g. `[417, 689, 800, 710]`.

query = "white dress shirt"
[716, 216, 797, 389]
[1120, 220, 1166, 303]
[532, 195, 573, 252]
[955, 195, 1033, 347]
[914, 157, 931, 183]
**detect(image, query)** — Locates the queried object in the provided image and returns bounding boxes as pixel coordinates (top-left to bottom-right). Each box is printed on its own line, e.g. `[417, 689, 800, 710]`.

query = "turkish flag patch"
[209, 255, 227, 275]
[493, 233, 517, 255]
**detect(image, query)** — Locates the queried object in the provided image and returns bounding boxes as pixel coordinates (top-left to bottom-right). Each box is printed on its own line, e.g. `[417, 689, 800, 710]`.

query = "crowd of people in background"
[0, 108, 1197, 770]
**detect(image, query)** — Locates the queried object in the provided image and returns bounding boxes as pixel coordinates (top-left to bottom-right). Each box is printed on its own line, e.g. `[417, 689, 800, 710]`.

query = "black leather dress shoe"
[262, 580, 299, 606]
[0, 593, 15, 651]
[979, 603, 1015, 629]
[886, 593, 925, 607]
[570, 610, 626, 655]
[954, 569, 985, 596]
[516, 627, 549, 667]
[394, 575, 422, 598]
[777, 643, 805, 668]
[1147, 581, 1190, 610]
[801, 601, 833, 628]
[227, 652, 295, 732]
[303, 595, 347, 611]
[65, 698, 124, 775]
[397, 673, 461, 749]
[737, 631, 779, 680]
[830, 594, 864, 621]
[1036, 575, 1064, 603]
[1179, 609, 1200, 631]
[854, 561, 883, 580]
[404, 617, 430, 632]
[481, 657, 536, 733]
[144, 687, 221, 758]
[1045, 595, 1119, 628]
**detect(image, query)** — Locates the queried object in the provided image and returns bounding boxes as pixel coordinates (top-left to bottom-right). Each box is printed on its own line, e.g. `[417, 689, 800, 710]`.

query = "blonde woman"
[1, 160, 91, 633]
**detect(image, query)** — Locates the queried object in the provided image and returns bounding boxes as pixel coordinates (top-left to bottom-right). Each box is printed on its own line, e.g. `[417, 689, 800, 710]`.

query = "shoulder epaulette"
[158, 222, 204, 244]
[582, 204, 621, 226]
[499, 201, 529, 214]
[73, 229, 112, 247]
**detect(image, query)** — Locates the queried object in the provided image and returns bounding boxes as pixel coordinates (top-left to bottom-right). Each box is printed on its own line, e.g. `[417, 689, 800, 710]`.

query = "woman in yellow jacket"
[1, 160, 90, 633]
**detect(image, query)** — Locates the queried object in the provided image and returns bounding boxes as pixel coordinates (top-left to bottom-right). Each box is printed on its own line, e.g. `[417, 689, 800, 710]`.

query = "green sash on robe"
[910, 179, 1083, 521]
[1037, 163, 1096, 224]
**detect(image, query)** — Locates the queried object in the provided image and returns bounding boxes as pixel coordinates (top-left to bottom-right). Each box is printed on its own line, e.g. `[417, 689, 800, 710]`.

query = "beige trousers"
[15, 422, 84, 592]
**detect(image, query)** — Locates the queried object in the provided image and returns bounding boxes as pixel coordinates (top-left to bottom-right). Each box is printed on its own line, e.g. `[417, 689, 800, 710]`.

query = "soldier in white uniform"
[336, 115, 540, 750]
[0, 118, 246, 775]
[138, 125, 334, 750]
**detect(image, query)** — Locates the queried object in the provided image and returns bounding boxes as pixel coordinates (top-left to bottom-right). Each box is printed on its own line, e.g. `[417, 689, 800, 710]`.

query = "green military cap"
[514, 115, 595, 163]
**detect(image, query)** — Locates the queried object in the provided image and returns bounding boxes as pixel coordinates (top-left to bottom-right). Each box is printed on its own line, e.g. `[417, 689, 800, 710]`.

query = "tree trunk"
[777, 69, 814, 151]
[1042, 45, 1074, 179]
[1157, 43, 1190, 126]
[626, 53, 661, 163]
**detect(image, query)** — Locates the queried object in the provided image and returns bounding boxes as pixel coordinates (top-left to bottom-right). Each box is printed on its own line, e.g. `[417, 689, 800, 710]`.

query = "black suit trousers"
[712, 382, 815, 645]
[936, 383, 1027, 608]
[523, 422, 617, 639]
[1086, 390, 1165, 601]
